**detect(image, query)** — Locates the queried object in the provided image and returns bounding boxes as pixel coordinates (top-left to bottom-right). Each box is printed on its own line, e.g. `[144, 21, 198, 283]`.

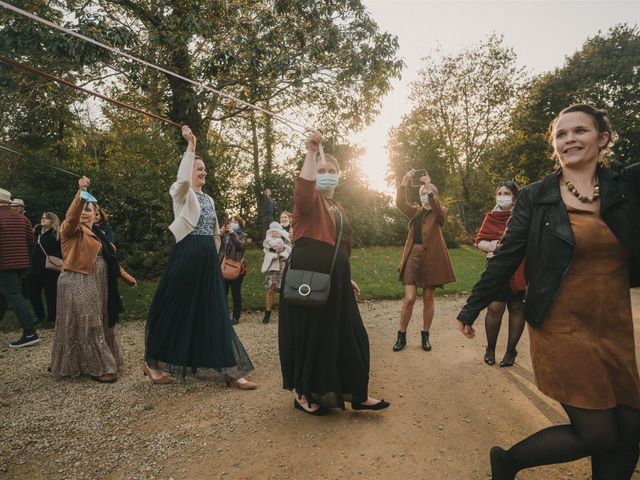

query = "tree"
[491, 24, 640, 187]
[397, 34, 527, 230]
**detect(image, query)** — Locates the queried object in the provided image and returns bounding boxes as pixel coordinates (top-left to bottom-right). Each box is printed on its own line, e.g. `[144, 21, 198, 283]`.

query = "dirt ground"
[1, 291, 640, 480]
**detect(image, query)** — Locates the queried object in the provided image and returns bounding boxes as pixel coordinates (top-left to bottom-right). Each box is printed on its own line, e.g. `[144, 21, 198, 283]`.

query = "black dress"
[279, 211, 370, 409]
[28, 226, 61, 324]
[145, 192, 253, 379]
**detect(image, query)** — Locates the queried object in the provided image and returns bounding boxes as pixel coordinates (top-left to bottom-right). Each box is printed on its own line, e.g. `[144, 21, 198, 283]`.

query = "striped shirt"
[0, 205, 34, 270]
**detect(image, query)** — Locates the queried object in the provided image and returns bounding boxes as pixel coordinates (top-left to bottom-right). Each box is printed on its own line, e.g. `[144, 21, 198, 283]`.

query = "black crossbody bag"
[282, 209, 343, 308]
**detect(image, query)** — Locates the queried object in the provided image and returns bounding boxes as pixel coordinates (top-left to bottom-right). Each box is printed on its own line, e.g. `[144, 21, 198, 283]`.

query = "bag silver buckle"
[298, 284, 311, 296]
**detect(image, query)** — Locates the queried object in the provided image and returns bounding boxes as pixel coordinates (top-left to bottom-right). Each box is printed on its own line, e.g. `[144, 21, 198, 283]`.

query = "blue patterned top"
[191, 192, 216, 236]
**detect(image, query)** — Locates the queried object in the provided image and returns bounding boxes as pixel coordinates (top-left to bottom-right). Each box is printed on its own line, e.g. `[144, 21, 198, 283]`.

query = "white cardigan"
[168, 151, 221, 250]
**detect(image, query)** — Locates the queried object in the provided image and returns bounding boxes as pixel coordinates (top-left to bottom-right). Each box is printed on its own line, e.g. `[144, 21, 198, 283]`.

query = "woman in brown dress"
[394, 169, 456, 352]
[457, 104, 640, 479]
[51, 176, 136, 383]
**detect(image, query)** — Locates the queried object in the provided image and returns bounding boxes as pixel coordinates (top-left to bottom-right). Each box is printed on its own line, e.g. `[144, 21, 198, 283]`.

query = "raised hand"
[306, 131, 323, 153]
[182, 125, 197, 151]
[78, 176, 90, 191]
[401, 169, 415, 187]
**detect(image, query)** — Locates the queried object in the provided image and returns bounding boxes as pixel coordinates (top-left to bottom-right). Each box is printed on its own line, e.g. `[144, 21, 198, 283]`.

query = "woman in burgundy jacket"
[278, 131, 389, 416]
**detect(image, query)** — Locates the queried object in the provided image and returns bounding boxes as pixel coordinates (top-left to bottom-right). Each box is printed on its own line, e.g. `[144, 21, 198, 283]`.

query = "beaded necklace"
[562, 176, 600, 203]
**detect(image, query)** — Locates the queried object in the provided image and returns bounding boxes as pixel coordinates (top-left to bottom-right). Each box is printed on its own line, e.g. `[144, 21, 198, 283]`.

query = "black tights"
[507, 404, 640, 479]
[484, 299, 525, 353]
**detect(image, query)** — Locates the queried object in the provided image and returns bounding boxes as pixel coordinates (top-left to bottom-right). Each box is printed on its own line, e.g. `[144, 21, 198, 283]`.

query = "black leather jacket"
[458, 162, 640, 329]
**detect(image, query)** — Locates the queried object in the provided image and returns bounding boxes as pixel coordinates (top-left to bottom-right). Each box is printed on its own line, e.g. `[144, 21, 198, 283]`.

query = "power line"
[0, 0, 312, 136]
[0, 144, 81, 177]
[0, 55, 182, 129]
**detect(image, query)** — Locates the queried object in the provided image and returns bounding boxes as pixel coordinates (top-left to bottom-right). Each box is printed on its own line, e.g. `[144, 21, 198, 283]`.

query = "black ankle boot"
[421, 331, 432, 351]
[392, 331, 406, 352]
[500, 349, 518, 367]
[490, 446, 517, 480]
[262, 310, 271, 324]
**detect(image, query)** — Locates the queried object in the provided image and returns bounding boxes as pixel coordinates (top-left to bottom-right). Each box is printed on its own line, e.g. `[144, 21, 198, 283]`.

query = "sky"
[353, 0, 640, 193]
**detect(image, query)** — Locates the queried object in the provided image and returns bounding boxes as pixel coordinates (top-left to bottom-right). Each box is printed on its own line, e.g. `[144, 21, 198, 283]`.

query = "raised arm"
[295, 131, 324, 216]
[396, 170, 420, 219]
[60, 176, 90, 241]
[299, 131, 322, 181]
[170, 126, 197, 201]
[426, 188, 446, 225]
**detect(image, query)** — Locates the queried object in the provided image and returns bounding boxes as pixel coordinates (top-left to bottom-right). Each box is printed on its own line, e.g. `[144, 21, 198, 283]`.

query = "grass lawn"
[0, 246, 486, 331]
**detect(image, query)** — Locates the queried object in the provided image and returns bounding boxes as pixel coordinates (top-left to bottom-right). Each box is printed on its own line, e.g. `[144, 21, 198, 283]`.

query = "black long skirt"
[279, 238, 370, 409]
[145, 235, 253, 378]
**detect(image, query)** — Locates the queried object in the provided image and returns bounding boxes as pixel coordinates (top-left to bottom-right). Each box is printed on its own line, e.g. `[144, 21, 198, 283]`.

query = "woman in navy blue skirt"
[144, 126, 255, 389]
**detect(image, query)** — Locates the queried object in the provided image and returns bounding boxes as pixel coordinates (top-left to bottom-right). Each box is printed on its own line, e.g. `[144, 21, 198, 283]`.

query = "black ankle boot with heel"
[500, 349, 518, 367]
[262, 310, 271, 324]
[392, 331, 406, 352]
[421, 331, 432, 351]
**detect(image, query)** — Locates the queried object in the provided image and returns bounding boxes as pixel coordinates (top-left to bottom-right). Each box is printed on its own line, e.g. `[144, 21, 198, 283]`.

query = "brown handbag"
[220, 256, 243, 281]
[38, 237, 63, 272]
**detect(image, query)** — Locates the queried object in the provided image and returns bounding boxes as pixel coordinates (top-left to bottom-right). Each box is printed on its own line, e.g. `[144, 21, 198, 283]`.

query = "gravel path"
[2, 292, 640, 479]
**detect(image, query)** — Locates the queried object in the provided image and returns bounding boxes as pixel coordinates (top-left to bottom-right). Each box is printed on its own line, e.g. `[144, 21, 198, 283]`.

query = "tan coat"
[396, 186, 456, 285]
[60, 191, 136, 286]
[60, 191, 102, 275]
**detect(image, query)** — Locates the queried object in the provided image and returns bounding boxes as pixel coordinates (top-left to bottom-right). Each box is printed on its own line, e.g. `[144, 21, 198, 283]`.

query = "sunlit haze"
[353, 0, 640, 194]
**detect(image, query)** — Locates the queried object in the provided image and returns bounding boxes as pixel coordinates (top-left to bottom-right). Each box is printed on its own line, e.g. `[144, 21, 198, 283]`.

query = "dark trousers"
[0, 270, 35, 334]
[224, 275, 245, 320]
[28, 271, 59, 324]
[261, 215, 275, 239]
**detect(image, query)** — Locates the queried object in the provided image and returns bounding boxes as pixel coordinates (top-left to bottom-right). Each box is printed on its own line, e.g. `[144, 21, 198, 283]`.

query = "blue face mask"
[420, 194, 430, 205]
[80, 191, 98, 203]
[316, 173, 339, 192]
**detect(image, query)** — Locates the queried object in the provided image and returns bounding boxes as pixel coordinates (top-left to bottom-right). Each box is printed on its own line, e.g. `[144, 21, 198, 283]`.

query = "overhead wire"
[0, 0, 313, 137]
[0, 55, 183, 129]
[0, 144, 81, 177]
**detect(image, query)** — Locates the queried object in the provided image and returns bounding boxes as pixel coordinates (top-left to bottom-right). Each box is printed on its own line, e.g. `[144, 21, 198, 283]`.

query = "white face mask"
[496, 195, 513, 208]
[280, 219, 290, 227]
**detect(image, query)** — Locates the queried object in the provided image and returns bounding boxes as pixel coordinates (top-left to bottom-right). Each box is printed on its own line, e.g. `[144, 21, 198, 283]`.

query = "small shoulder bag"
[38, 235, 63, 272]
[282, 208, 343, 308]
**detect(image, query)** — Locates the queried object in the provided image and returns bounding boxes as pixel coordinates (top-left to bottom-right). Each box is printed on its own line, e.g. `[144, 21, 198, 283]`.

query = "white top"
[168, 151, 221, 250]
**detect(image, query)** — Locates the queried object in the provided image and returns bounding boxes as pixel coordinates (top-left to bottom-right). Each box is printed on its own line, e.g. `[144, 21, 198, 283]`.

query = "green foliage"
[387, 34, 527, 235]
[489, 24, 640, 186]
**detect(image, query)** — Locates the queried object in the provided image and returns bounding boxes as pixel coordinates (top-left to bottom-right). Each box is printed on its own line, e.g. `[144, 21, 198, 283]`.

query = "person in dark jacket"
[259, 189, 276, 237]
[29, 212, 62, 326]
[457, 104, 640, 480]
[219, 214, 248, 325]
[0, 188, 38, 347]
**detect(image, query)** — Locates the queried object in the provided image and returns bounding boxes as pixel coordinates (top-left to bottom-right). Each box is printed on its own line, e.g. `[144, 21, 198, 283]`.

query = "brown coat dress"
[396, 186, 456, 286]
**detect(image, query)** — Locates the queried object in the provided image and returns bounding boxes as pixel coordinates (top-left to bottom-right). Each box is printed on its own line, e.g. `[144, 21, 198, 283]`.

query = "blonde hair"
[317, 152, 341, 172]
[43, 212, 60, 240]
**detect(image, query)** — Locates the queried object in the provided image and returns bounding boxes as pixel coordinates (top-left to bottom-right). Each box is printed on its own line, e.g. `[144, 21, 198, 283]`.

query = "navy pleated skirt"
[145, 235, 253, 377]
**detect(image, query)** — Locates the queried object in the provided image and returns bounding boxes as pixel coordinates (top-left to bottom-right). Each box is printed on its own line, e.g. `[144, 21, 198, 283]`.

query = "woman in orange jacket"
[50, 176, 135, 383]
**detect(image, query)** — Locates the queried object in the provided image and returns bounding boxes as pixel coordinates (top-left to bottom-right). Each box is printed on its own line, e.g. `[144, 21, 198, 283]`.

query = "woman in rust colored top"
[279, 132, 389, 416]
[474, 181, 526, 367]
[393, 169, 455, 353]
